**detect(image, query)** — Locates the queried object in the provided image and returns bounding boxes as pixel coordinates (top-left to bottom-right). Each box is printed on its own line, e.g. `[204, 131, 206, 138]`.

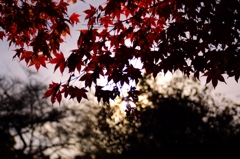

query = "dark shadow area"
[1, 74, 240, 159]
[0, 75, 82, 159]
[84, 76, 240, 159]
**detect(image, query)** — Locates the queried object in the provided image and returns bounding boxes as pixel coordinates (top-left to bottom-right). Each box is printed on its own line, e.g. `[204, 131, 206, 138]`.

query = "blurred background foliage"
[0, 73, 240, 159]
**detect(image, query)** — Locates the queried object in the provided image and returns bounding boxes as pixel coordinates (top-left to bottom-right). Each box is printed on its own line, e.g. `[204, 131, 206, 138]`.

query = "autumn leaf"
[66, 86, 88, 103]
[13, 48, 24, 59]
[43, 82, 62, 104]
[79, 73, 93, 88]
[57, 0, 69, 10]
[0, 31, 5, 40]
[203, 70, 227, 88]
[83, 4, 96, 20]
[88, 17, 96, 27]
[49, 52, 66, 73]
[67, 0, 77, 4]
[19, 50, 33, 64]
[1, 0, 239, 105]
[69, 12, 80, 26]
[94, 86, 111, 104]
[28, 54, 47, 71]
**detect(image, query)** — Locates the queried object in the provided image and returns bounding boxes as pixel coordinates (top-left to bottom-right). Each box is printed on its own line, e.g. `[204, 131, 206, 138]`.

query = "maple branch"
[102, 0, 172, 35]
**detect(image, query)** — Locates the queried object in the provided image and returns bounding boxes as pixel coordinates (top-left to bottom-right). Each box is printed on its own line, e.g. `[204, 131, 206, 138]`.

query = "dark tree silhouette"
[1, 73, 240, 159]
[78, 75, 240, 159]
[0, 75, 94, 159]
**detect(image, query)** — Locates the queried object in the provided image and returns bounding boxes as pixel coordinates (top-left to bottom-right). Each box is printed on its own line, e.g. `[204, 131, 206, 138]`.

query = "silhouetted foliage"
[79, 75, 240, 159]
[0, 75, 86, 158]
[1, 73, 240, 159]
[1, 0, 239, 105]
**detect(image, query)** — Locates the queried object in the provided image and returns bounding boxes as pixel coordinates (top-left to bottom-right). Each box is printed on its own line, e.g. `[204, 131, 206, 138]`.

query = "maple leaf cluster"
[1, 0, 240, 109]
[0, 0, 80, 70]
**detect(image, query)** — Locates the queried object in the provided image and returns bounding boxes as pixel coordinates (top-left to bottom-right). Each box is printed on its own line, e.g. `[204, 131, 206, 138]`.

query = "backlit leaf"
[69, 12, 80, 26]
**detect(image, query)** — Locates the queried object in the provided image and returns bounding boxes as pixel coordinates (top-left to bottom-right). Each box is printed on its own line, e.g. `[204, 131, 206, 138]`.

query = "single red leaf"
[212, 77, 218, 88]
[13, 48, 24, 59]
[67, 86, 88, 103]
[235, 74, 240, 82]
[56, 92, 62, 104]
[28, 55, 47, 71]
[19, 50, 33, 65]
[61, 24, 71, 37]
[88, 17, 96, 27]
[114, 8, 121, 21]
[76, 29, 88, 48]
[43, 82, 61, 104]
[58, 0, 69, 10]
[218, 74, 226, 84]
[203, 71, 212, 84]
[83, 5, 96, 20]
[50, 52, 66, 73]
[69, 12, 80, 26]
[0, 31, 5, 40]
[98, 5, 104, 11]
[67, 0, 77, 4]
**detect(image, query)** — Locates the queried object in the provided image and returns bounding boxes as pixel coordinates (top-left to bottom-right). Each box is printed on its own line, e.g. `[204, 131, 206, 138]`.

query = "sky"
[0, 0, 239, 104]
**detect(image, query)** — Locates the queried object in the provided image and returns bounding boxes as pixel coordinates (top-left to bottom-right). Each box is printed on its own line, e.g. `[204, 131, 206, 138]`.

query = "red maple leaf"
[67, 0, 77, 3]
[50, 52, 66, 73]
[65, 86, 88, 103]
[1, 0, 239, 105]
[43, 82, 62, 104]
[28, 54, 47, 71]
[69, 12, 80, 26]
[0, 31, 5, 40]
[203, 70, 227, 88]
[83, 4, 96, 20]
[19, 50, 33, 64]
[57, 0, 69, 11]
